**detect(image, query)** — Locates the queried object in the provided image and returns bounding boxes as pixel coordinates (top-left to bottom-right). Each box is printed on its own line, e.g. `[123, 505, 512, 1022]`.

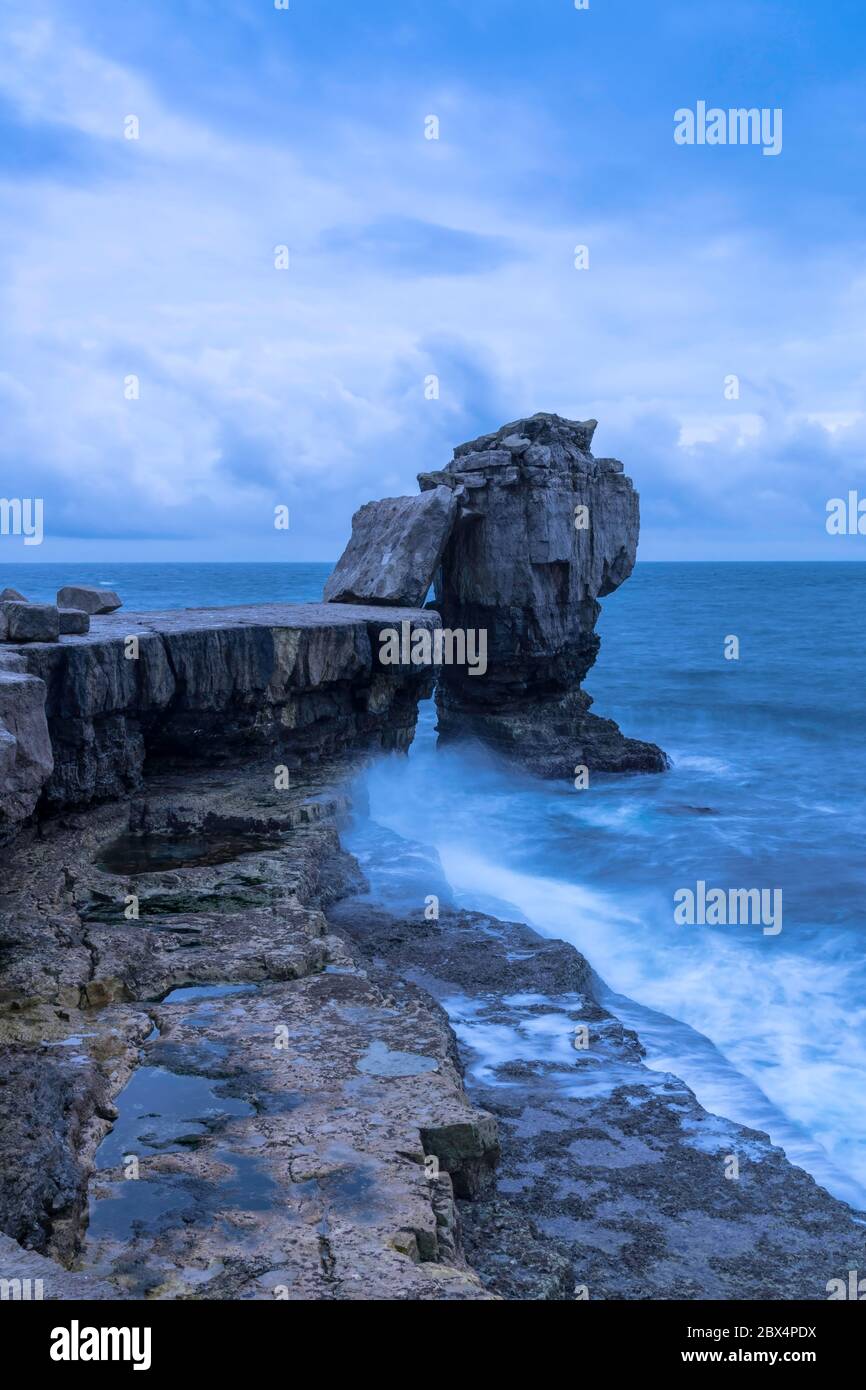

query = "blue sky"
[2, 0, 866, 561]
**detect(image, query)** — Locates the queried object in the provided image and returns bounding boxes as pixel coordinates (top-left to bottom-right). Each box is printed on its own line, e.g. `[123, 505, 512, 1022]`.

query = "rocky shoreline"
[333, 892, 866, 1300]
[1, 745, 864, 1300]
[0, 756, 499, 1299]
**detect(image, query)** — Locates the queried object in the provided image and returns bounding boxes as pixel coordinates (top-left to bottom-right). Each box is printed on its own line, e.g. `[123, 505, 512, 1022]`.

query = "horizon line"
[5, 558, 866, 567]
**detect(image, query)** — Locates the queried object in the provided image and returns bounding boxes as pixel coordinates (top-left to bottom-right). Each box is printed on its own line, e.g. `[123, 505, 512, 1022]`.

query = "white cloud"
[0, 4, 864, 560]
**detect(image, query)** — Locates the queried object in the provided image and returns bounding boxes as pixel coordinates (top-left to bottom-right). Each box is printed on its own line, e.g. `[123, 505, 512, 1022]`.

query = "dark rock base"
[436, 685, 669, 777]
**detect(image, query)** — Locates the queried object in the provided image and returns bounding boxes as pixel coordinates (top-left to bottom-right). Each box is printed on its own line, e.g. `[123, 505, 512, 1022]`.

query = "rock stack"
[422, 413, 667, 776]
[327, 412, 667, 777]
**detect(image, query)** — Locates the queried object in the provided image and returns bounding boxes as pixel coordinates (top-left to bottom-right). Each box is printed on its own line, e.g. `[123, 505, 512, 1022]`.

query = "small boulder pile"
[0, 584, 122, 644]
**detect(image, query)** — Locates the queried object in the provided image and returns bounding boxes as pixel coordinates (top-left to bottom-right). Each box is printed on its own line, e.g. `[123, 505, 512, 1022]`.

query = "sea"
[5, 560, 865, 1210]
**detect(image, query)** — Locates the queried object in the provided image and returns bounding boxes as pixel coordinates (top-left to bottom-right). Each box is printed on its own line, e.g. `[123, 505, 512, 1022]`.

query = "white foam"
[436, 844, 866, 1210]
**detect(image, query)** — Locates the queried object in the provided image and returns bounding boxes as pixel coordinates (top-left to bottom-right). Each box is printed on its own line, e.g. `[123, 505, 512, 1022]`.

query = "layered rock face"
[0, 666, 54, 838]
[418, 413, 667, 776]
[0, 603, 438, 841]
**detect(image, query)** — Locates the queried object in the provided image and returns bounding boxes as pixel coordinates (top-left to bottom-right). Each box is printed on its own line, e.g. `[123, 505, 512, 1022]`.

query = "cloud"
[320, 216, 520, 277]
[0, 0, 864, 561]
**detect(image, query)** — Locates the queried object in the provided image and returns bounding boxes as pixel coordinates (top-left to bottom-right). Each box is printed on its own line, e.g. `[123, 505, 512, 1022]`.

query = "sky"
[2, 0, 866, 562]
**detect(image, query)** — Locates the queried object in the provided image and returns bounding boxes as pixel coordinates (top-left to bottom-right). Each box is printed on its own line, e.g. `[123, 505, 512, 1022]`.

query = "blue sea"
[5, 561, 866, 1209]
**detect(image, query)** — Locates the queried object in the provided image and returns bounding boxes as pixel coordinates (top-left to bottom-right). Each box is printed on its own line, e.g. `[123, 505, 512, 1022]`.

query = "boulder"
[0, 588, 28, 602]
[56, 585, 122, 615]
[1, 602, 60, 644]
[58, 608, 90, 636]
[324, 486, 458, 608]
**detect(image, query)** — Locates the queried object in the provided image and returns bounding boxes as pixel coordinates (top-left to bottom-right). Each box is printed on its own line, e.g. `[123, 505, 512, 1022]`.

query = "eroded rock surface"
[81, 972, 496, 1300]
[0, 603, 439, 839]
[0, 669, 53, 839]
[2, 741, 863, 1301]
[324, 487, 458, 608]
[0, 524, 843, 1303]
[0, 1232, 117, 1301]
[0, 760, 497, 1300]
[419, 413, 667, 777]
[330, 899, 866, 1301]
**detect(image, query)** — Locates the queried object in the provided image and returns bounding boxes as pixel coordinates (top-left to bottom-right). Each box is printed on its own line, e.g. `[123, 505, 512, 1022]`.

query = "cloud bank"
[1, 0, 865, 561]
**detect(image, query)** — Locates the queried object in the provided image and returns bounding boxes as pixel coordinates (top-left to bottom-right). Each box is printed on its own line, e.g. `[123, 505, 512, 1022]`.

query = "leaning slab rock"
[324, 486, 458, 608]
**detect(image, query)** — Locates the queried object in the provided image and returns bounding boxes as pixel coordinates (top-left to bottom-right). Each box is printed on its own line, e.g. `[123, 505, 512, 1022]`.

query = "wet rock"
[331, 897, 866, 1301]
[356, 1039, 439, 1077]
[76, 972, 496, 1299]
[0, 1232, 119, 1300]
[445, 688, 668, 778]
[0, 588, 28, 603]
[0, 763, 361, 1015]
[324, 487, 458, 608]
[420, 413, 667, 777]
[0, 1013, 150, 1262]
[56, 585, 122, 615]
[0, 760, 497, 1299]
[4, 710, 859, 1302]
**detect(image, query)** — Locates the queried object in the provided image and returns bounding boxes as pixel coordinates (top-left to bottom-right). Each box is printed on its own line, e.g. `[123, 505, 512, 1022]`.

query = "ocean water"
[0, 563, 331, 610]
[350, 562, 866, 1211]
[6, 561, 866, 1209]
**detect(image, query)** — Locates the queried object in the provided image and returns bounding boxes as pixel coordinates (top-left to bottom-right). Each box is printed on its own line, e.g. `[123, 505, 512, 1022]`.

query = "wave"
[433, 844, 866, 1209]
